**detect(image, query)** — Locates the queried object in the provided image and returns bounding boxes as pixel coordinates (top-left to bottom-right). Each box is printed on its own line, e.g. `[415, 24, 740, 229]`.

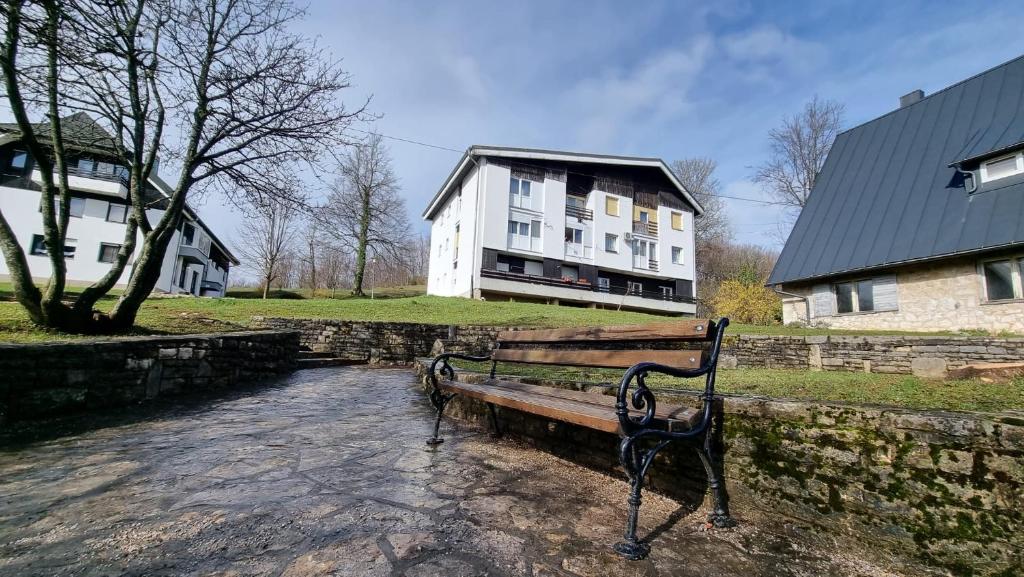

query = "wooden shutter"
[812, 284, 834, 318]
[671, 212, 683, 230]
[873, 275, 899, 311]
[605, 195, 619, 216]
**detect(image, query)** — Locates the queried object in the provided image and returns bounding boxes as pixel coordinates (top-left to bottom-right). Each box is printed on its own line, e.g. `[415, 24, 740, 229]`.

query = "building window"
[182, 223, 196, 245]
[627, 281, 642, 295]
[178, 262, 189, 287]
[980, 152, 1024, 183]
[564, 227, 583, 244]
[671, 211, 683, 231]
[9, 150, 27, 171]
[605, 195, 619, 216]
[661, 286, 674, 298]
[604, 233, 618, 253]
[983, 259, 1017, 301]
[30, 234, 76, 258]
[106, 203, 128, 223]
[453, 224, 460, 261]
[98, 243, 121, 263]
[835, 279, 877, 313]
[507, 219, 541, 251]
[562, 265, 579, 282]
[598, 277, 610, 291]
[671, 246, 682, 264]
[509, 177, 532, 209]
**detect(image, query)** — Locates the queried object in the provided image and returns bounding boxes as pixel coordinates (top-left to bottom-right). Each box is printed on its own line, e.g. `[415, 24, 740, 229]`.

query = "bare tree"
[671, 157, 731, 245]
[234, 200, 297, 299]
[0, 0, 363, 331]
[754, 96, 844, 209]
[322, 134, 410, 296]
[671, 158, 732, 316]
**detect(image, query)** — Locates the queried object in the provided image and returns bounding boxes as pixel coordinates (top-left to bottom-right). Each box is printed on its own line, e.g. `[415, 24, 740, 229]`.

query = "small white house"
[423, 146, 703, 315]
[0, 114, 238, 296]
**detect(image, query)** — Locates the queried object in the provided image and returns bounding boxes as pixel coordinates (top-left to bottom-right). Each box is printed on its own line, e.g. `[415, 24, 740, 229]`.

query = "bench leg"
[426, 390, 455, 446]
[486, 403, 503, 438]
[697, 431, 735, 528]
[613, 438, 651, 560]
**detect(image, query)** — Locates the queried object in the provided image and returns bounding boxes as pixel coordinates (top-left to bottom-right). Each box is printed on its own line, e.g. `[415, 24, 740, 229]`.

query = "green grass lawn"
[449, 361, 1024, 413]
[1, 282, 1021, 412]
[0, 281, 974, 344]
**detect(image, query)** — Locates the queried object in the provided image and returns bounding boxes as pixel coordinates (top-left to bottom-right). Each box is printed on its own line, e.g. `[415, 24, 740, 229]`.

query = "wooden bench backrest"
[492, 320, 714, 370]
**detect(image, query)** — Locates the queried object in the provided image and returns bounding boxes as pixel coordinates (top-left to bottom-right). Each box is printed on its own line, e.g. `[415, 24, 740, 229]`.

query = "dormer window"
[980, 151, 1024, 183]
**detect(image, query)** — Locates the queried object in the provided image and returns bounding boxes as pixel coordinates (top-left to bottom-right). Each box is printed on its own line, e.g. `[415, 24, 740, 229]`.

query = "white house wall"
[427, 163, 479, 297]
[0, 184, 135, 285]
[0, 184, 231, 298]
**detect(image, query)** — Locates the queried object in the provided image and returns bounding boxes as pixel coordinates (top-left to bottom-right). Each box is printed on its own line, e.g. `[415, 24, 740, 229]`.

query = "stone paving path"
[0, 367, 911, 577]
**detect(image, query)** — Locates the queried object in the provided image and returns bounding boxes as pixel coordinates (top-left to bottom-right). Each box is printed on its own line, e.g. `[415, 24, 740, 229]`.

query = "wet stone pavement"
[0, 367, 909, 577]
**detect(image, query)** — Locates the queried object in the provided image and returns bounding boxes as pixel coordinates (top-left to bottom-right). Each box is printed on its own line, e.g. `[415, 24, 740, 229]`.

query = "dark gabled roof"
[2, 112, 239, 265]
[0, 112, 119, 153]
[769, 54, 1024, 286]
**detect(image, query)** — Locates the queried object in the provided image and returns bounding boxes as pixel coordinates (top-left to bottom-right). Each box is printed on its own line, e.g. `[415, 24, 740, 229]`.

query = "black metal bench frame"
[425, 318, 734, 560]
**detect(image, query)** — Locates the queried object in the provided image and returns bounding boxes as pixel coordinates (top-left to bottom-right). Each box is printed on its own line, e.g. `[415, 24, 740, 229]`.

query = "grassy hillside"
[0, 282, 979, 343]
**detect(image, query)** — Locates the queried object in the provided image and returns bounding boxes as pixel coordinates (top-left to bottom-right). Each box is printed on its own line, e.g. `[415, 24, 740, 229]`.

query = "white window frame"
[980, 151, 1024, 183]
[671, 246, 682, 264]
[604, 233, 618, 253]
[979, 255, 1024, 302]
[509, 177, 535, 209]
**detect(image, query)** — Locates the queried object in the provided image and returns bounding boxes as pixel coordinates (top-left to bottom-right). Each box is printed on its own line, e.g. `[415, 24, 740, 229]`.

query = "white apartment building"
[0, 114, 237, 297]
[423, 146, 702, 315]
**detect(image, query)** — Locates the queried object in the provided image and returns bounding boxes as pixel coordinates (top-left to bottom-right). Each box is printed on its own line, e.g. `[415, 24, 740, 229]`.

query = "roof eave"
[421, 145, 705, 220]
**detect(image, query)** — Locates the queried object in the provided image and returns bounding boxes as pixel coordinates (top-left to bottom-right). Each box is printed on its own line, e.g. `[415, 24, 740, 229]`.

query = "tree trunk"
[351, 186, 372, 296]
[262, 276, 270, 299]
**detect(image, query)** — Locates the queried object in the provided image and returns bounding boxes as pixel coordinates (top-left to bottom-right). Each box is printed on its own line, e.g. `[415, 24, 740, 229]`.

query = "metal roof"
[422, 145, 703, 220]
[769, 54, 1024, 286]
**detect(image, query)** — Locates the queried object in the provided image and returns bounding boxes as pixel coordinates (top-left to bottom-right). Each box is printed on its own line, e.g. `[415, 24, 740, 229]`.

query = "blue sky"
[275, 0, 1023, 250]
[6, 1, 1024, 257]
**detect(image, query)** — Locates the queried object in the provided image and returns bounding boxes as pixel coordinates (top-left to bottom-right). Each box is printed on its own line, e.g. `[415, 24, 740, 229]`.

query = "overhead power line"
[348, 127, 786, 205]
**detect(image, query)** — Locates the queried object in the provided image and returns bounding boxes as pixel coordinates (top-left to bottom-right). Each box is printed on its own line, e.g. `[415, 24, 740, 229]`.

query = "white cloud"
[720, 25, 826, 75]
[564, 36, 712, 150]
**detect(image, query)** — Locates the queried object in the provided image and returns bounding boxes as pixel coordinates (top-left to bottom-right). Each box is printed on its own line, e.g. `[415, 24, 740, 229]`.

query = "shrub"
[712, 279, 782, 325]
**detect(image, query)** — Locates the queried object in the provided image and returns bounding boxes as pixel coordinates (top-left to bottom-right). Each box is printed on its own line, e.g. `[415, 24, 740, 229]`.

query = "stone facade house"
[770, 55, 1024, 332]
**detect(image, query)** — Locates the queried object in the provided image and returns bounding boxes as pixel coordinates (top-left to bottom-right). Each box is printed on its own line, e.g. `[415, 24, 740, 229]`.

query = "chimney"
[900, 89, 924, 108]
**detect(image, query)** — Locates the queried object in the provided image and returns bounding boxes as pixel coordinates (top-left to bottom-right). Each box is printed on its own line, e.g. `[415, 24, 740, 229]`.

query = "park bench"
[425, 318, 734, 560]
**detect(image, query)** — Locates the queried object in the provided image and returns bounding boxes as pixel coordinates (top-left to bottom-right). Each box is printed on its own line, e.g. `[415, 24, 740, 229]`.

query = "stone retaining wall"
[255, 317, 1024, 377]
[416, 362, 1024, 576]
[0, 330, 299, 424]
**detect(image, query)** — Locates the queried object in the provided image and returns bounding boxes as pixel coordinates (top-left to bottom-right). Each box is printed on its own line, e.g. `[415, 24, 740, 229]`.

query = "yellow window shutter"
[671, 212, 683, 230]
[605, 196, 619, 216]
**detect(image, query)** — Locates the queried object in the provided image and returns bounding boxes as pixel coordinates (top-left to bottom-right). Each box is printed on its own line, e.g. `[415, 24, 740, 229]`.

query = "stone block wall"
[254, 317, 1024, 377]
[252, 317, 508, 363]
[781, 257, 1024, 333]
[417, 363, 1024, 576]
[0, 330, 299, 424]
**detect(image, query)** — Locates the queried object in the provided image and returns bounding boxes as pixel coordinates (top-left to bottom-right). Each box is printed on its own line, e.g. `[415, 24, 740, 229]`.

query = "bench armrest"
[615, 318, 729, 438]
[427, 352, 492, 390]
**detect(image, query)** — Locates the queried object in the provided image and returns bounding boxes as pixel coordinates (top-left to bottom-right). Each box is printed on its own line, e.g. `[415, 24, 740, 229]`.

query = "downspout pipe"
[771, 284, 810, 324]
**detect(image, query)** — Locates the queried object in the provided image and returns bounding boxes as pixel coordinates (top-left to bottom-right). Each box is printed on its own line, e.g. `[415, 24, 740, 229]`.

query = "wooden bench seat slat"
[491, 348, 702, 369]
[487, 380, 699, 426]
[496, 320, 711, 343]
[441, 380, 698, 433]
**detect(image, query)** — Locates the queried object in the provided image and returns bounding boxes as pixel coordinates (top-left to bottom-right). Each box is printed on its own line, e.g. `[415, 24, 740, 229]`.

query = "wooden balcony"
[632, 220, 658, 236]
[565, 204, 593, 221]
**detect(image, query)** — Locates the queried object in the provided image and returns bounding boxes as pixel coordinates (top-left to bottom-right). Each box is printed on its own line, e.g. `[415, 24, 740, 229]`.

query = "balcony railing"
[632, 220, 658, 236]
[649, 259, 659, 272]
[480, 267, 695, 303]
[565, 204, 593, 221]
[564, 242, 593, 259]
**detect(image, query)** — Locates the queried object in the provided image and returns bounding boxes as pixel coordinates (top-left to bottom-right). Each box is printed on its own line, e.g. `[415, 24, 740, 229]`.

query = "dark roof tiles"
[770, 55, 1024, 285]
